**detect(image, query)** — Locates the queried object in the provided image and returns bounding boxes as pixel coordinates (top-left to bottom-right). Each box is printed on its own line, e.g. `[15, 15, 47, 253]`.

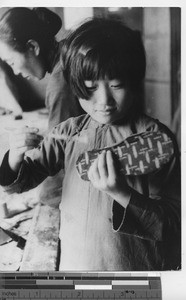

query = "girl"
[0, 18, 181, 271]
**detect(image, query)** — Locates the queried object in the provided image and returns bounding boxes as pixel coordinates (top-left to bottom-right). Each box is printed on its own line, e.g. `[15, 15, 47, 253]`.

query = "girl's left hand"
[88, 150, 131, 208]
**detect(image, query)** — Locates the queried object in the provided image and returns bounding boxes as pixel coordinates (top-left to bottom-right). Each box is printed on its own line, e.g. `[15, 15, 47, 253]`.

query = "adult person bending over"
[0, 7, 83, 130]
[0, 7, 83, 207]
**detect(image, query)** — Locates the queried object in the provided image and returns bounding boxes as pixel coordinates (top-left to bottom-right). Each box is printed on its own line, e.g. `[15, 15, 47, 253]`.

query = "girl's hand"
[8, 126, 43, 173]
[88, 150, 131, 208]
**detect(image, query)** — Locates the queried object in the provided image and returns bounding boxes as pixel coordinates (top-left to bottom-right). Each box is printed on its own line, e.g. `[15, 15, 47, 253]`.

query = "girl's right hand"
[8, 126, 43, 173]
[88, 150, 131, 208]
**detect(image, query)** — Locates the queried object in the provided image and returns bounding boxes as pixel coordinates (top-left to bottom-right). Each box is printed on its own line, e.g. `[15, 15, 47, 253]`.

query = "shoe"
[76, 131, 174, 181]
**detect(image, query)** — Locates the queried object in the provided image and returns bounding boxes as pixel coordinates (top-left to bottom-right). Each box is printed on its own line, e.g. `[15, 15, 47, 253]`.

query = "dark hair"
[62, 18, 146, 100]
[0, 7, 62, 53]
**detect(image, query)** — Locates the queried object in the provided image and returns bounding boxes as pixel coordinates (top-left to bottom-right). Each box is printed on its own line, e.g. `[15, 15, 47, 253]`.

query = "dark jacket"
[0, 114, 181, 271]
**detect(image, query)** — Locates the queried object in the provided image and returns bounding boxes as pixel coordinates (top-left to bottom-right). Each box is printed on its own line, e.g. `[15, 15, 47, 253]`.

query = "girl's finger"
[11, 136, 41, 149]
[14, 146, 34, 156]
[13, 126, 39, 135]
[106, 150, 116, 180]
[10, 133, 41, 143]
[98, 151, 108, 178]
[88, 157, 100, 182]
[9, 133, 42, 147]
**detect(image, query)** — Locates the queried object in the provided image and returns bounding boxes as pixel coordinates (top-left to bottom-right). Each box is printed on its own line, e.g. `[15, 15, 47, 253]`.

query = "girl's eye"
[111, 83, 124, 89]
[110, 80, 125, 89]
[84, 80, 98, 92]
[86, 86, 97, 91]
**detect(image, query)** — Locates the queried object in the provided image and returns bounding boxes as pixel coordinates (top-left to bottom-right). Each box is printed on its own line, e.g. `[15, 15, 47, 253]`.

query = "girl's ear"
[26, 40, 40, 56]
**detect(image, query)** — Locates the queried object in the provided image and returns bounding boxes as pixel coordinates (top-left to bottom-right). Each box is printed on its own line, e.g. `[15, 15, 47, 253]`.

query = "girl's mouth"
[96, 107, 117, 115]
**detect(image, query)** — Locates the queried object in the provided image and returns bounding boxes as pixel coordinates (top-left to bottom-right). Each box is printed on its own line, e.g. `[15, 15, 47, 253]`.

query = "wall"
[143, 8, 171, 127]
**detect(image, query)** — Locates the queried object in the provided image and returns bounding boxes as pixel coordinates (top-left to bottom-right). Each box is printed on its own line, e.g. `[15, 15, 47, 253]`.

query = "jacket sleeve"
[112, 122, 181, 242]
[0, 119, 73, 194]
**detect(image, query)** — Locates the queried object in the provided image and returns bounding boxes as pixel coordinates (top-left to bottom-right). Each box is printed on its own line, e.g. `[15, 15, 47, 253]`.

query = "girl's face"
[79, 79, 133, 124]
[0, 41, 46, 80]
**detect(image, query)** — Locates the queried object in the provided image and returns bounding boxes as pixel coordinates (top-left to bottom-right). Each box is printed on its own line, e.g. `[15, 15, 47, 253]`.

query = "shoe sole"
[76, 131, 174, 181]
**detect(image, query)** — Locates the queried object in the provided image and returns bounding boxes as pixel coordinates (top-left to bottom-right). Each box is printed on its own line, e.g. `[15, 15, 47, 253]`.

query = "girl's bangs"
[80, 49, 127, 82]
[71, 45, 132, 99]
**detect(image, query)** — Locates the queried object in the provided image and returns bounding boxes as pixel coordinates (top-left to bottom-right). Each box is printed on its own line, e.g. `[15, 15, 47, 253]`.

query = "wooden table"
[0, 110, 60, 271]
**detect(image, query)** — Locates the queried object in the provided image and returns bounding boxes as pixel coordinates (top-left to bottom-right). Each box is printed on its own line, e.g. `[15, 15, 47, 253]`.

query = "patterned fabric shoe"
[76, 131, 174, 181]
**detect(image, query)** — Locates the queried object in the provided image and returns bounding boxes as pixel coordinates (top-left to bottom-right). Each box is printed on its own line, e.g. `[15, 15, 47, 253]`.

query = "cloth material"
[0, 114, 181, 271]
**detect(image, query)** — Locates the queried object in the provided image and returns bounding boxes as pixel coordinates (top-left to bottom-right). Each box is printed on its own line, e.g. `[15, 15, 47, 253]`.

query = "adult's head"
[62, 17, 146, 100]
[0, 7, 62, 80]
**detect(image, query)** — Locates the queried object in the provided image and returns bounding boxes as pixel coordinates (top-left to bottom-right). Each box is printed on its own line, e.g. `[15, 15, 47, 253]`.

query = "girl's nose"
[97, 85, 114, 106]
